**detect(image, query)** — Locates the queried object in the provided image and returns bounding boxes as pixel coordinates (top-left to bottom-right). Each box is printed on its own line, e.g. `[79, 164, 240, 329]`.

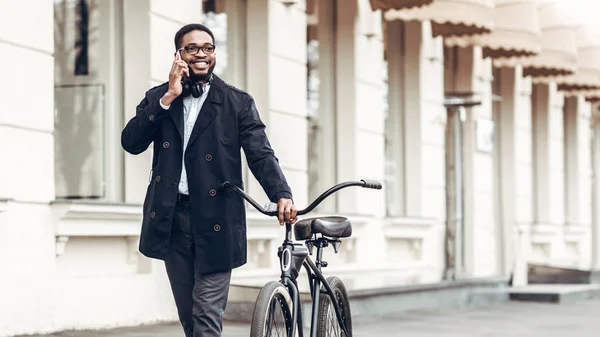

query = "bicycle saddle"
[294, 216, 352, 240]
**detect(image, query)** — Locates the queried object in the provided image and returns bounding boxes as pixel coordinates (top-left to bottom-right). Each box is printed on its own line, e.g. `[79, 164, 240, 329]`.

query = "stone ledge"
[509, 284, 600, 304]
[0, 198, 10, 213]
[528, 263, 600, 284]
[224, 276, 510, 322]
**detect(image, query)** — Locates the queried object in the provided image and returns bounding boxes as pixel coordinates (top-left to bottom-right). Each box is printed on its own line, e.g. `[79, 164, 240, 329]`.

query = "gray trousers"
[165, 200, 232, 337]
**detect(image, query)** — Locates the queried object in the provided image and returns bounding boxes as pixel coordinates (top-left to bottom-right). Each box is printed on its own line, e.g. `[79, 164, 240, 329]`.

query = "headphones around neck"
[181, 73, 214, 98]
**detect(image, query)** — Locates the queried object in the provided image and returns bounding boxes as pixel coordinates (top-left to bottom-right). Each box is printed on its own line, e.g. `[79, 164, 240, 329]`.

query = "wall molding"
[530, 221, 560, 244]
[51, 201, 142, 237]
[51, 201, 143, 265]
[383, 216, 442, 238]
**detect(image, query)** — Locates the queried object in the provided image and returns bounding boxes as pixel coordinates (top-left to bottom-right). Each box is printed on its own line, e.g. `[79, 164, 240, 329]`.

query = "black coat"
[121, 75, 292, 274]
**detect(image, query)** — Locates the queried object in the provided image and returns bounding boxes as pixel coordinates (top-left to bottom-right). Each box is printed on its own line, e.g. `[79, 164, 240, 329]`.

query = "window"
[202, 0, 228, 77]
[305, 0, 337, 212]
[53, 0, 123, 201]
[307, 22, 320, 202]
[202, 0, 250, 186]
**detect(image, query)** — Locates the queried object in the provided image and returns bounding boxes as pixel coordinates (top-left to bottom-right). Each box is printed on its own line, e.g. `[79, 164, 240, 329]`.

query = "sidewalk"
[24, 299, 600, 337]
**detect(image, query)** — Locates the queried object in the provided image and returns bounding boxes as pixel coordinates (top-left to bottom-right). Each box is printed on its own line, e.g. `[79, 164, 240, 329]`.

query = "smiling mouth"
[192, 60, 210, 68]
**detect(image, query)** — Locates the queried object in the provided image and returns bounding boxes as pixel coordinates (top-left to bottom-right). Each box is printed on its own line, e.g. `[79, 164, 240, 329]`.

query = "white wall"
[0, 1, 208, 335]
[0, 0, 58, 334]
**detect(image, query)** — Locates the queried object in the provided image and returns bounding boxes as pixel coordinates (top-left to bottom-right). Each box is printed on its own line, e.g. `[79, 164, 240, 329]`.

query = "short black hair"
[174, 23, 215, 50]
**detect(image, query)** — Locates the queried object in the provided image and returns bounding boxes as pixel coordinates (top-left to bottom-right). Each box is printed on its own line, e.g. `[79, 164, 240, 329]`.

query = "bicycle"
[222, 179, 382, 337]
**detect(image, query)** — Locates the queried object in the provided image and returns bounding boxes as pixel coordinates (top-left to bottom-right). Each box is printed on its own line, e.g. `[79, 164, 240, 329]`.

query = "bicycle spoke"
[265, 296, 290, 337]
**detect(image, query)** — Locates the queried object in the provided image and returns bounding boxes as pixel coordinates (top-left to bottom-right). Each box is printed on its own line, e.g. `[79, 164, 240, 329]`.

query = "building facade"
[1, 0, 600, 335]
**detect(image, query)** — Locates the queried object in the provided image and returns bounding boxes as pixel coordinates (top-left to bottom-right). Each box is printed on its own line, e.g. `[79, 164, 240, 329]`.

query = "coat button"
[209, 189, 216, 196]
[163, 141, 169, 149]
[150, 211, 156, 218]
[214, 224, 221, 232]
[155, 175, 161, 182]
[205, 154, 212, 161]
[149, 114, 155, 121]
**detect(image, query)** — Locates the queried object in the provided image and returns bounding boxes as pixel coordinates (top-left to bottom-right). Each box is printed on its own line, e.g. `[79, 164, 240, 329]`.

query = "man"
[121, 23, 298, 337]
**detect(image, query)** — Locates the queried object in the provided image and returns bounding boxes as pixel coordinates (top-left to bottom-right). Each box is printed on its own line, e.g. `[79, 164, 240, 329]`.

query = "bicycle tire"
[316, 276, 352, 337]
[250, 280, 297, 337]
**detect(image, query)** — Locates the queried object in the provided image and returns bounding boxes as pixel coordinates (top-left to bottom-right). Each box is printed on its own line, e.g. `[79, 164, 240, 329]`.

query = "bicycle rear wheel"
[316, 276, 352, 337]
[250, 280, 297, 337]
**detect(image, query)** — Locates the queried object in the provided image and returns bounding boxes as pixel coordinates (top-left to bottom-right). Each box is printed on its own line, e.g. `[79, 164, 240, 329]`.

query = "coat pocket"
[143, 180, 157, 219]
[225, 181, 246, 222]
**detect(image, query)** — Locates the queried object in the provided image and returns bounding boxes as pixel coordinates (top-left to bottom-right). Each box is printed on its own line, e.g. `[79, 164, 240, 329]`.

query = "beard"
[189, 63, 216, 83]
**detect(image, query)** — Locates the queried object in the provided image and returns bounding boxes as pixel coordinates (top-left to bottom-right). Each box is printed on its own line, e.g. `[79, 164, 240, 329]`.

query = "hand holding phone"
[163, 50, 189, 103]
[176, 50, 190, 80]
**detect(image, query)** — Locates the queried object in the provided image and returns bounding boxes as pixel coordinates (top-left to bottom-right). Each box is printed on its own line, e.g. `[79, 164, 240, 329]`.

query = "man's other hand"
[277, 198, 297, 226]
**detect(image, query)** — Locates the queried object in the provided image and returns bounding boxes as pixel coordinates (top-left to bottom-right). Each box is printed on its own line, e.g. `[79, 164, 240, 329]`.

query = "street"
[25, 299, 600, 337]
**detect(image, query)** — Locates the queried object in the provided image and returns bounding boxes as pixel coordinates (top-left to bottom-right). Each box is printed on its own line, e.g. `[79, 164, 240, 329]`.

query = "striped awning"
[384, 0, 495, 38]
[556, 26, 600, 92]
[515, 1, 578, 77]
[445, 0, 541, 60]
[584, 91, 600, 102]
[370, 0, 434, 11]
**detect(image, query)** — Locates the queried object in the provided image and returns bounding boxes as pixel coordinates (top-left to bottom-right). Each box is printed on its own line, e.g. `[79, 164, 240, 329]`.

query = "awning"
[556, 26, 600, 92]
[370, 0, 433, 11]
[584, 91, 600, 102]
[445, 0, 541, 60]
[512, 1, 578, 77]
[384, 0, 495, 38]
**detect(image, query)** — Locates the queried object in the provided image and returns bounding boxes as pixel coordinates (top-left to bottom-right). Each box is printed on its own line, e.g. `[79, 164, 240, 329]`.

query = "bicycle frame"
[277, 222, 348, 337]
[221, 179, 382, 337]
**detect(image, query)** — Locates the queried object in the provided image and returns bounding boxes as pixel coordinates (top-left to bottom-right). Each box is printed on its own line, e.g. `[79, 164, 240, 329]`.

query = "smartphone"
[176, 50, 189, 81]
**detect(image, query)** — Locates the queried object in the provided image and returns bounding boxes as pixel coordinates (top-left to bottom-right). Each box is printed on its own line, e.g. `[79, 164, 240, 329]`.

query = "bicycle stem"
[285, 222, 293, 243]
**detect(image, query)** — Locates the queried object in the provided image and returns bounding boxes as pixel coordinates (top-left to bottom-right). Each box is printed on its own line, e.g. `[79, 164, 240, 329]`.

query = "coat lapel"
[169, 96, 184, 142]
[185, 76, 224, 150]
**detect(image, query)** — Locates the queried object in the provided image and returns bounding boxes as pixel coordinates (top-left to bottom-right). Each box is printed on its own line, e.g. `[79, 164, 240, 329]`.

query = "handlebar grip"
[361, 179, 382, 189]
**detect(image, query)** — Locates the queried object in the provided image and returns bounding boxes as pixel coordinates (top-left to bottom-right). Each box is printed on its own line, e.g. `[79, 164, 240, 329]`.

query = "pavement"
[23, 299, 600, 337]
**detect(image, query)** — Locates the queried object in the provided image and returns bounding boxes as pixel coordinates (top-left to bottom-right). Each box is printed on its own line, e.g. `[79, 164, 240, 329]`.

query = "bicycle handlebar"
[221, 179, 382, 217]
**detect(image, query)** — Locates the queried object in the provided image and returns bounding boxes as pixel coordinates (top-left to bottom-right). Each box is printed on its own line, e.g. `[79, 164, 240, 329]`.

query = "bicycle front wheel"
[316, 276, 352, 337]
[250, 280, 296, 337]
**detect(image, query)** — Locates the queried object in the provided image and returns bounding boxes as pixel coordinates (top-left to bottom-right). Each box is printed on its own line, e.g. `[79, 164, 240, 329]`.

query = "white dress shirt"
[159, 84, 211, 195]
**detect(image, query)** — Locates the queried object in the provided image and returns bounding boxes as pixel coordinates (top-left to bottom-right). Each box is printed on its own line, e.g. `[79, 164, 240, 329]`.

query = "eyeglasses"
[178, 43, 216, 55]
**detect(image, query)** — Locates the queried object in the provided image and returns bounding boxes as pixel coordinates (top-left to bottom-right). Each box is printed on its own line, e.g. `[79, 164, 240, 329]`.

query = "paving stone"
[20, 299, 600, 337]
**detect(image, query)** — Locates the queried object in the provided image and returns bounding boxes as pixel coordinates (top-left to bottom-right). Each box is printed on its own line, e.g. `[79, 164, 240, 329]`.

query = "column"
[592, 104, 600, 269]
[122, 0, 202, 203]
[495, 67, 533, 284]
[545, 86, 567, 263]
[563, 96, 593, 268]
[532, 83, 551, 224]
[245, 0, 309, 206]
[564, 97, 580, 226]
[336, 0, 386, 216]
[495, 67, 518, 278]
[577, 98, 593, 268]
